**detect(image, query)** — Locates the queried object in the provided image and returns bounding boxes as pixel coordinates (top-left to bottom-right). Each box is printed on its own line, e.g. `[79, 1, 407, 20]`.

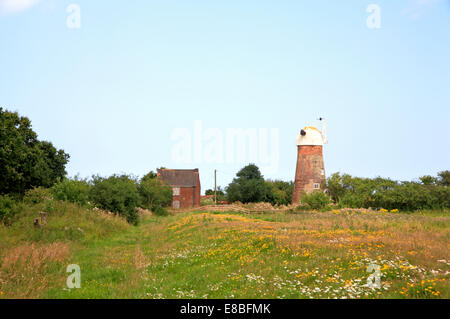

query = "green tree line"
[0, 108, 69, 195]
[225, 164, 294, 206]
[327, 171, 450, 211]
[224, 164, 449, 211]
[1, 108, 172, 225]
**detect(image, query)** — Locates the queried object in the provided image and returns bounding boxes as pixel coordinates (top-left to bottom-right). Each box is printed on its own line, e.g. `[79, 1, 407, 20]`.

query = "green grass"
[0, 203, 448, 299]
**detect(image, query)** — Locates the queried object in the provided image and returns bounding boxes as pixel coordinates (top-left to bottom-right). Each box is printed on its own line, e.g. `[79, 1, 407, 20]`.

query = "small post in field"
[40, 212, 47, 226]
[33, 218, 39, 228]
[214, 169, 217, 205]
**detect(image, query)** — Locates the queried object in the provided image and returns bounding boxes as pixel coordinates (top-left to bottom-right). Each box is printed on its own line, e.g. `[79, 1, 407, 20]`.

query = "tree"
[0, 195, 21, 225]
[326, 171, 449, 210]
[236, 164, 264, 180]
[301, 191, 331, 209]
[142, 170, 158, 181]
[419, 175, 437, 185]
[142, 167, 166, 182]
[89, 174, 141, 225]
[265, 180, 294, 206]
[52, 177, 91, 206]
[437, 170, 450, 186]
[0, 108, 69, 195]
[326, 172, 346, 203]
[205, 187, 226, 201]
[226, 164, 270, 203]
[139, 176, 172, 209]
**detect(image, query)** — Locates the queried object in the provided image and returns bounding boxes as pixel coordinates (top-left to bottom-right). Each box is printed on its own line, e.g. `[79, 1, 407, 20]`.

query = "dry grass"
[148, 209, 449, 298]
[0, 242, 69, 298]
[1, 203, 448, 299]
[134, 245, 150, 270]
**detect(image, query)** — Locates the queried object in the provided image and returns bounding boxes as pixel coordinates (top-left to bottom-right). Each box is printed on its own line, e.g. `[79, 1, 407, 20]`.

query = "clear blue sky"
[1, 0, 449, 192]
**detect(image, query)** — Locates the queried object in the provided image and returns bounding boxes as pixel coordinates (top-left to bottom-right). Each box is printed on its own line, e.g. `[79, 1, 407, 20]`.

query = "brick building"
[157, 168, 201, 209]
[292, 121, 328, 204]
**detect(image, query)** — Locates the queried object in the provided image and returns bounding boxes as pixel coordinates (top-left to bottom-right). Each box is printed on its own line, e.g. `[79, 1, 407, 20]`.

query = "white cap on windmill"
[296, 124, 327, 146]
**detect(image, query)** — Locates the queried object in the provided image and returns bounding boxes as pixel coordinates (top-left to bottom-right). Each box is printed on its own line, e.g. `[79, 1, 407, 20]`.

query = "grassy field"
[0, 201, 449, 299]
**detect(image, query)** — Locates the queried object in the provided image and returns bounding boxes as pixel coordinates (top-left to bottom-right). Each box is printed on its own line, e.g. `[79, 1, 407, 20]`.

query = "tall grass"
[0, 200, 130, 298]
[1, 204, 448, 299]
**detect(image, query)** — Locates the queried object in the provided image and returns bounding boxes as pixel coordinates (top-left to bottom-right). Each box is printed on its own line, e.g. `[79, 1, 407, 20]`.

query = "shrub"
[301, 191, 331, 210]
[0, 195, 21, 225]
[52, 177, 90, 206]
[372, 183, 450, 211]
[201, 197, 215, 206]
[23, 187, 53, 205]
[294, 205, 310, 212]
[44, 198, 56, 213]
[338, 193, 366, 209]
[89, 175, 140, 225]
[265, 180, 294, 206]
[205, 187, 226, 202]
[437, 170, 450, 186]
[138, 177, 172, 209]
[327, 172, 450, 211]
[152, 205, 168, 216]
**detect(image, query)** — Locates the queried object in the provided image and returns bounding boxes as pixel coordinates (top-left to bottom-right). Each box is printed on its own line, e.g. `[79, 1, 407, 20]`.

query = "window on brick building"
[314, 183, 320, 189]
[173, 187, 180, 196]
[173, 200, 180, 209]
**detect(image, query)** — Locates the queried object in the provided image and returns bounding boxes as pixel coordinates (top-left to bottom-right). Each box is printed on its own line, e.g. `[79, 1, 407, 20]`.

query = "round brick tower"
[292, 121, 327, 204]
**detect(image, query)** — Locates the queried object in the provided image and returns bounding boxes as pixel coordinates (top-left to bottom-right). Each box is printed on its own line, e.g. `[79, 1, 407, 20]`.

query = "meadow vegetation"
[0, 202, 448, 299]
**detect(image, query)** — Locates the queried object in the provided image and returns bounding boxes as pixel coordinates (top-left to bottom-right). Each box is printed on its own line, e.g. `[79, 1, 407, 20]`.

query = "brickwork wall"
[292, 145, 326, 204]
[172, 187, 194, 209]
[172, 181, 200, 209]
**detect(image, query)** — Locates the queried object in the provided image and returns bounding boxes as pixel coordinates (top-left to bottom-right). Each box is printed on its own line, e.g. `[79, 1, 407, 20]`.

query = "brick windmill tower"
[292, 118, 328, 204]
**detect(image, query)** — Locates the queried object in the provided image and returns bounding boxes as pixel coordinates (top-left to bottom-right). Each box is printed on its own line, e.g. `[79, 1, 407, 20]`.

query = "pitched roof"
[157, 169, 199, 187]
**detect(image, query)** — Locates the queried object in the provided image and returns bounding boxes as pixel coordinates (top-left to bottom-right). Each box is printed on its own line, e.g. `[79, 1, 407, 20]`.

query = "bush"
[372, 183, 450, 211]
[338, 193, 366, 209]
[326, 172, 450, 211]
[201, 197, 215, 206]
[437, 170, 450, 186]
[52, 177, 90, 206]
[138, 176, 172, 209]
[301, 191, 331, 210]
[152, 205, 168, 216]
[205, 187, 226, 202]
[23, 187, 53, 205]
[0, 195, 21, 225]
[265, 180, 294, 206]
[89, 175, 140, 225]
